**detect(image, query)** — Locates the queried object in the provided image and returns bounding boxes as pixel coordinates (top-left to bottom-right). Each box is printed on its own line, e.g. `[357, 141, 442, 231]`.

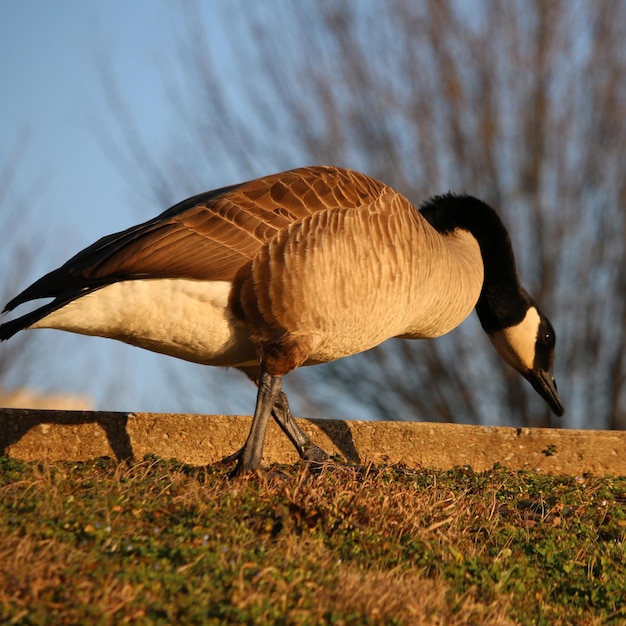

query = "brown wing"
[72, 165, 388, 283]
[3, 166, 389, 316]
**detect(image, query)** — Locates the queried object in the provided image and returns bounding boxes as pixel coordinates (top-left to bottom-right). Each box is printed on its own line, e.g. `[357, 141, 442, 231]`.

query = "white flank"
[30, 279, 257, 367]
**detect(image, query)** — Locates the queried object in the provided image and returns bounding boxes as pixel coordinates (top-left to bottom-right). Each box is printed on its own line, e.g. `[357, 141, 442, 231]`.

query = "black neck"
[419, 193, 529, 332]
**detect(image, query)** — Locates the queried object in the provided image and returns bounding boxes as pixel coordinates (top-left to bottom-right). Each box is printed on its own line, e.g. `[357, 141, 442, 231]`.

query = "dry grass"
[1, 456, 625, 624]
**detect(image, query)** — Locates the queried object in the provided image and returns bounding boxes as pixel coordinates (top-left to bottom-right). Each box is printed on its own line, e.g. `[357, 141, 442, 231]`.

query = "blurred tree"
[0, 138, 54, 391]
[103, 0, 626, 429]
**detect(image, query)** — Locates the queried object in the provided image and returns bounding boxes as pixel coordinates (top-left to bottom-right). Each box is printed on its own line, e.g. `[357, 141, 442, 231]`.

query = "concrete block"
[1, 408, 624, 475]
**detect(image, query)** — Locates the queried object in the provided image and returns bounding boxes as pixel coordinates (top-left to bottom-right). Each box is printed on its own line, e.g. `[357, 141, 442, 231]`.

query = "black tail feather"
[0, 304, 58, 340]
[2, 266, 77, 314]
[1, 284, 101, 341]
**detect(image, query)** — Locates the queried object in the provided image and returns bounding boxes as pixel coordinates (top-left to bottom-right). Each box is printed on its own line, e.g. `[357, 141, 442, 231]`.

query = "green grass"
[1, 455, 625, 625]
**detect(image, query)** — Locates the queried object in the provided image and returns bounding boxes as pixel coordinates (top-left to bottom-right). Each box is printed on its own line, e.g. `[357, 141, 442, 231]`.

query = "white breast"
[30, 279, 257, 367]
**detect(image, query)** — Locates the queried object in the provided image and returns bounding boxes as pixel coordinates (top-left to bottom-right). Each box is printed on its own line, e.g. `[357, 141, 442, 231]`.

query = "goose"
[0, 166, 564, 475]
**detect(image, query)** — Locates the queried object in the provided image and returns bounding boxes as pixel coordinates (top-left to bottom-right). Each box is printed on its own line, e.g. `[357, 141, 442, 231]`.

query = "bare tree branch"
[99, 0, 626, 428]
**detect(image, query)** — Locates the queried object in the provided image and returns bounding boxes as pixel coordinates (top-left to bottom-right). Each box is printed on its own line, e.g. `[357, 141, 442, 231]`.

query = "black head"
[420, 193, 563, 416]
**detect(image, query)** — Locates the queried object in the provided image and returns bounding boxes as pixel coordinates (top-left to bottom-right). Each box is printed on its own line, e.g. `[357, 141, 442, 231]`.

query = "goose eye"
[541, 330, 554, 347]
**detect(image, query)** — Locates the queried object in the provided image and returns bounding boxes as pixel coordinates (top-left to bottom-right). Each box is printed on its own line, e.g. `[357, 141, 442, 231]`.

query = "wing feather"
[4, 166, 388, 314]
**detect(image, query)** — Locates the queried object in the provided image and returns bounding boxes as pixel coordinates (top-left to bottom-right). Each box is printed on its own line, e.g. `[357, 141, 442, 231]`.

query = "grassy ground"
[1, 455, 625, 625]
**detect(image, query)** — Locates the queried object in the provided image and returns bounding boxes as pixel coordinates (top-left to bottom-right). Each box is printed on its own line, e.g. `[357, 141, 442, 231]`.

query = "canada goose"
[0, 166, 563, 475]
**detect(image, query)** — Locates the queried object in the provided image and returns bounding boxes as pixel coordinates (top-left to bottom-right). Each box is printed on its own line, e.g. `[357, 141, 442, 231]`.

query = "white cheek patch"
[488, 306, 540, 373]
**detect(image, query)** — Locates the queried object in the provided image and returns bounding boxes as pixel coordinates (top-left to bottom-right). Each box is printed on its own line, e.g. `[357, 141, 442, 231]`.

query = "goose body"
[0, 166, 564, 474]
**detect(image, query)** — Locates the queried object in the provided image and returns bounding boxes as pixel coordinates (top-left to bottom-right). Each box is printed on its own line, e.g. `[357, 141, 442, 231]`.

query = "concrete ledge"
[1, 408, 625, 475]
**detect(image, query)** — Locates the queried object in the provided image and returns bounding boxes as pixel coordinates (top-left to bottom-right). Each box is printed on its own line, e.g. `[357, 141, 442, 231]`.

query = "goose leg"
[229, 369, 282, 477]
[271, 391, 329, 463]
[221, 375, 329, 475]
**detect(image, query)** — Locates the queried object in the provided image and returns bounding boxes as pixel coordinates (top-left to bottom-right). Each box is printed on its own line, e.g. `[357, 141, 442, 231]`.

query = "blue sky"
[0, 2, 262, 414]
[2, 1, 180, 238]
